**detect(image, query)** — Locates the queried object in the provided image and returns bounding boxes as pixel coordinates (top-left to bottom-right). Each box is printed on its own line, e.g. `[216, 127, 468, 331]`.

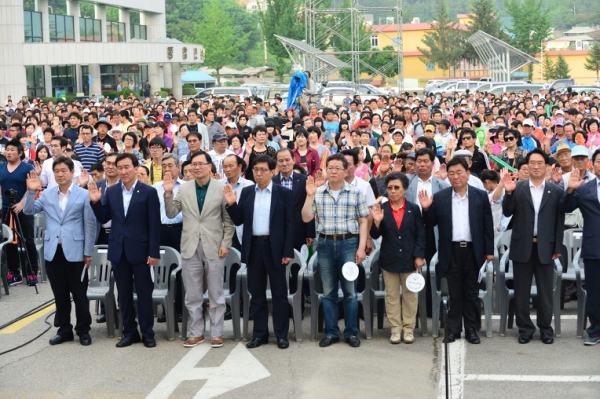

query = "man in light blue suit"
[23, 156, 96, 346]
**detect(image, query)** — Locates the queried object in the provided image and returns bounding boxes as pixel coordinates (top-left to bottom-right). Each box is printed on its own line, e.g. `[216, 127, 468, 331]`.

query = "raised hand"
[551, 165, 563, 184]
[245, 139, 253, 154]
[447, 137, 457, 150]
[306, 175, 317, 196]
[163, 171, 175, 194]
[223, 184, 237, 206]
[171, 134, 179, 147]
[88, 180, 102, 203]
[502, 171, 517, 193]
[567, 168, 585, 191]
[436, 163, 448, 180]
[79, 169, 89, 187]
[315, 169, 326, 187]
[418, 189, 433, 210]
[380, 154, 392, 175]
[33, 161, 42, 175]
[370, 203, 384, 223]
[26, 171, 41, 192]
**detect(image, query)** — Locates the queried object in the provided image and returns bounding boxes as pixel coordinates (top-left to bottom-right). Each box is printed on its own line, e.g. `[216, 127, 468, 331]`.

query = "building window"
[24, 11, 43, 42]
[107, 22, 126, 42]
[370, 35, 379, 48]
[51, 65, 77, 95]
[26, 66, 45, 98]
[131, 24, 147, 40]
[80, 17, 102, 42]
[49, 14, 75, 42]
[426, 62, 435, 71]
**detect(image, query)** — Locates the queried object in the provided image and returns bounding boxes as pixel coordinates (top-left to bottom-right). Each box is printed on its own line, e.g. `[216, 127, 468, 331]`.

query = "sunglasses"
[505, 136, 516, 141]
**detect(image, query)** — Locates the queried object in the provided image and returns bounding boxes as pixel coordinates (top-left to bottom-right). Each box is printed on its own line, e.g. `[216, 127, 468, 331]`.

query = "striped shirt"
[311, 182, 370, 235]
[74, 142, 104, 171]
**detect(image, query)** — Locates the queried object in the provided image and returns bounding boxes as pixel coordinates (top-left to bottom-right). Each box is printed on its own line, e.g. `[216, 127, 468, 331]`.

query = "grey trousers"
[182, 240, 226, 338]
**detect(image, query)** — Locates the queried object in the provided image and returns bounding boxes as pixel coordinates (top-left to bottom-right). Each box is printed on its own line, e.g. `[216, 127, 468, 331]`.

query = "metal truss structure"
[467, 30, 540, 82]
[276, 0, 404, 89]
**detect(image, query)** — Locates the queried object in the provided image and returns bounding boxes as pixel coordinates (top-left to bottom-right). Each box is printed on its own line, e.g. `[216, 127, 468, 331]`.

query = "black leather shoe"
[157, 314, 166, 323]
[96, 314, 106, 323]
[277, 338, 289, 349]
[541, 333, 554, 344]
[319, 336, 340, 347]
[116, 334, 141, 348]
[465, 328, 480, 344]
[345, 335, 361, 348]
[246, 337, 268, 349]
[49, 334, 74, 345]
[79, 333, 92, 346]
[444, 333, 459, 343]
[142, 337, 157, 348]
[518, 334, 533, 344]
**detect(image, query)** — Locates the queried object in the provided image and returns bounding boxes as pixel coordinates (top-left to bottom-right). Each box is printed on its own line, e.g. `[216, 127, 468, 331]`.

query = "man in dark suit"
[502, 148, 565, 345]
[405, 148, 450, 315]
[419, 157, 494, 344]
[272, 148, 315, 250]
[561, 150, 600, 345]
[89, 153, 162, 348]
[224, 155, 295, 349]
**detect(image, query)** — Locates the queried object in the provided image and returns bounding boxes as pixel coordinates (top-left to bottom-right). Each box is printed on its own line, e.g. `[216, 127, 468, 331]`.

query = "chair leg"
[431, 299, 440, 338]
[310, 299, 318, 341]
[363, 300, 372, 340]
[499, 290, 508, 337]
[105, 297, 116, 338]
[484, 296, 493, 338]
[231, 297, 241, 341]
[242, 290, 250, 341]
[293, 299, 303, 342]
[166, 299, 176, 341]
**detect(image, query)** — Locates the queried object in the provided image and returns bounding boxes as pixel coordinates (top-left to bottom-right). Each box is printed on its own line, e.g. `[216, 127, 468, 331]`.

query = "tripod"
[4, 196, 38, 294]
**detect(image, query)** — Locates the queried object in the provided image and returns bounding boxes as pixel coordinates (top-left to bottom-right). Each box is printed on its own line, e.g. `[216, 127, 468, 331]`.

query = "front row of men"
[21, 145, 600, 348]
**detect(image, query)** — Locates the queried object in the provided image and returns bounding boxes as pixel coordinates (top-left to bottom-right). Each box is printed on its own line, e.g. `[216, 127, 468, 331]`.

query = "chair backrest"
[367, 248, 383, 292]
[429, 252, 440, 294]
[152, 246, 182, 290]
[563, 228, 583, 271]
[0, 224, 14, 246]
[307, 251, 323, 293]
[34, 213, 46, 246]
[495, 229, 512, 258]
[223, 248, 242, 294]
[88, 245, 111, 288]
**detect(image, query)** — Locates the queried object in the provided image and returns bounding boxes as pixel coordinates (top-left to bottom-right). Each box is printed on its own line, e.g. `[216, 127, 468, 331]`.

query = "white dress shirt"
[451, 189, 472, 242]
[350, 176, 377, 206]
[529, 180, 545, 236]
[122, 180, 138, 216]
[417, 175, 433, 211]
[57, 184, 73, 243]
[223, 175, 253, 243]
[252, 182, 272, 236]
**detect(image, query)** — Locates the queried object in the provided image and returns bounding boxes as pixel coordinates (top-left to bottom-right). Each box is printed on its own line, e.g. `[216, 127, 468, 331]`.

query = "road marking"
[438, 338, 466, 399]
[146, 342, 271, 399]
[490, 315, 578, 320]
[0, 304, 56, 334]
[464, 375, 600, 382]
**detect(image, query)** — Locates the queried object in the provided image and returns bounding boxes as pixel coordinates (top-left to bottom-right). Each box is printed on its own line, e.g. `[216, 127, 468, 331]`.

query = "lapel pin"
[136, 190, 140, 193]
[547, 191, 551, 194]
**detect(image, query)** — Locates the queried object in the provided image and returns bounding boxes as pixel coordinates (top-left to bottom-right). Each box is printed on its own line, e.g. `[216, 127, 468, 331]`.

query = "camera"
[5, 189, 18, 199]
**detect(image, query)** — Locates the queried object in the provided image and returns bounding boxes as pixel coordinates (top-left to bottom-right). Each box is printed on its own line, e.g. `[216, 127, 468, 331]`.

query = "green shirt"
[195, 178, 210, 214]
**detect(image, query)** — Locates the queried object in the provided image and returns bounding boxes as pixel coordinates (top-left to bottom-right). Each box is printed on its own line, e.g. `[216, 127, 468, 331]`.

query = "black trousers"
[4, 211, 38, 275]
[160, 223, 183, 315]
[513, 242, 555, 337]
[446, 245, 481, 335]
[46, 245, 91, 337]
[584, 259, 600, 338]
[247, 237, 289, 339]
[112, 254, 155, 339]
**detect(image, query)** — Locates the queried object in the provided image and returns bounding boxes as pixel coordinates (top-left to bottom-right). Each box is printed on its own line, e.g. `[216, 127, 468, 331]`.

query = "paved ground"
[0, 280, 598, 399]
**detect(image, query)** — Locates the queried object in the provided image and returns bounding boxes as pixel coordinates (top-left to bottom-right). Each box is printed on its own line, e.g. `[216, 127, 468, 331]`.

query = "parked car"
[487, 84, 545, 96]
[476, 81, 529, 93]
[544, 79, 575, 92]
[559, 85, 600, 95]
[194, 86, 257, 100]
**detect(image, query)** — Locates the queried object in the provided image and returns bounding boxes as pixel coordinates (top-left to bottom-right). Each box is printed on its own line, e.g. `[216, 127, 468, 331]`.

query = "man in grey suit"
[405, 148, 449, 315]
[23, 157, 96, 346]
[163, 151, 235, 349]
[502, 148, 565, 345]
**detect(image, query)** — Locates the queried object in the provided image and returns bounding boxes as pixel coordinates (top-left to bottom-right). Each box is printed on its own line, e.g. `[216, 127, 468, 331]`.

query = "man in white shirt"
[208, 133, 234, 178]
[221, 154, 253, 251]
[37, 136, 82, 189]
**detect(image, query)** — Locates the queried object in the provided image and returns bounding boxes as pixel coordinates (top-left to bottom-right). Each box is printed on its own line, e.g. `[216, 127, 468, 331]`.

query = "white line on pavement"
[463, 375, 600, 382]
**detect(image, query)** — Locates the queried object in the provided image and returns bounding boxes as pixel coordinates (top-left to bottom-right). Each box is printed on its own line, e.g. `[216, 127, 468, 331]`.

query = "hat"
[225, 122, 237, 129]
[357, 119, 370, 128]
[460, 99, 468, 105]
[392, 129, 404, 136]
[554, 118, 564, 127]
[554, 143, 572, 157]
[425, 124, 436, 132]
[94, 117, 112, 130]
[145, 122, 156, 128]
[484, 109, 493, 115]
[454, 149, 473, 158]
[406, 152, 416, 160]
[522, 119, 534, 127]
[571, 145, 589, 158]
[163, 113, 172, 122]
[555, 110, 564, 115]
[212, 133, 228, 141]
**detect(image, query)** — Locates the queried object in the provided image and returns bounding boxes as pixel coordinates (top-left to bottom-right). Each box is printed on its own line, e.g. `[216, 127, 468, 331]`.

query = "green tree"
[542, 56, 556, 80]
[369, 46, 399, 83]
[187, 0, 250, 85]
[553, 53, 571, 79]
[584, 42, 600, 79]
[417, 0, 467, 77]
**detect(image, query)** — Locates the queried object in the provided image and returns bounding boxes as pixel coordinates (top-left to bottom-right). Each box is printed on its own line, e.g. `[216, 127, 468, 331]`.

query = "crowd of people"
[1, 77, 600, 349]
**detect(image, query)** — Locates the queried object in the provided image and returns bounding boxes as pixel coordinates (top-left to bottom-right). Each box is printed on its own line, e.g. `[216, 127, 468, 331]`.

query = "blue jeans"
[318, 236, 359, 338]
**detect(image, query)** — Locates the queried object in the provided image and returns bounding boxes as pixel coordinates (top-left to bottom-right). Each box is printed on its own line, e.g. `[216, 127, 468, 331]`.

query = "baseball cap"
[460, 99, 468, 105]
[554, 118, 565, 127]
[454, 149, 473, 158]
[522, 119, 534, 127]
[212, 133, 228, 141]
[163, 113, 172, 122]
[225, 122, 237, 129]
[392, 129, 404, 136]
[357, 119, 370, 128]
[571, 145, 589, 158]
[425, 124, 436, 132]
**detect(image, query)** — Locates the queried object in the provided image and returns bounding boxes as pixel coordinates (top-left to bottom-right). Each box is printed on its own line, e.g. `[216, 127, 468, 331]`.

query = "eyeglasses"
[386, 185, 403, 191]
[150, 146, 163, 151]
[191, 162, 210, 168]
[505, 136, 516, 141]
[65, 148, 73, 152]
[253, 168, 270, 174]
[187, 139, 200, 143]
[462, 136, 473, 140]
[326, 167, 345, 172]
[105, 161, 117, 166]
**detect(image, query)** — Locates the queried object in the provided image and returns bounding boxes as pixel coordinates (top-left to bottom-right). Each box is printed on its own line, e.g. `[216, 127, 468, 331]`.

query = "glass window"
[49, 14, 73, 42]
[51, 65, 77, 94]
[80, 17, 101, 42]
[26, 66, 46, 98]
[370, 35, 378, 48]
[107, 22, 126, 42]
[24, 11, 43, 42]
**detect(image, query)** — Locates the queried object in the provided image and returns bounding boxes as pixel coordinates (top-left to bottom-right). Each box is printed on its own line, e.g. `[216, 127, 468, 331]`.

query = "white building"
[0, 0, 204, 101]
